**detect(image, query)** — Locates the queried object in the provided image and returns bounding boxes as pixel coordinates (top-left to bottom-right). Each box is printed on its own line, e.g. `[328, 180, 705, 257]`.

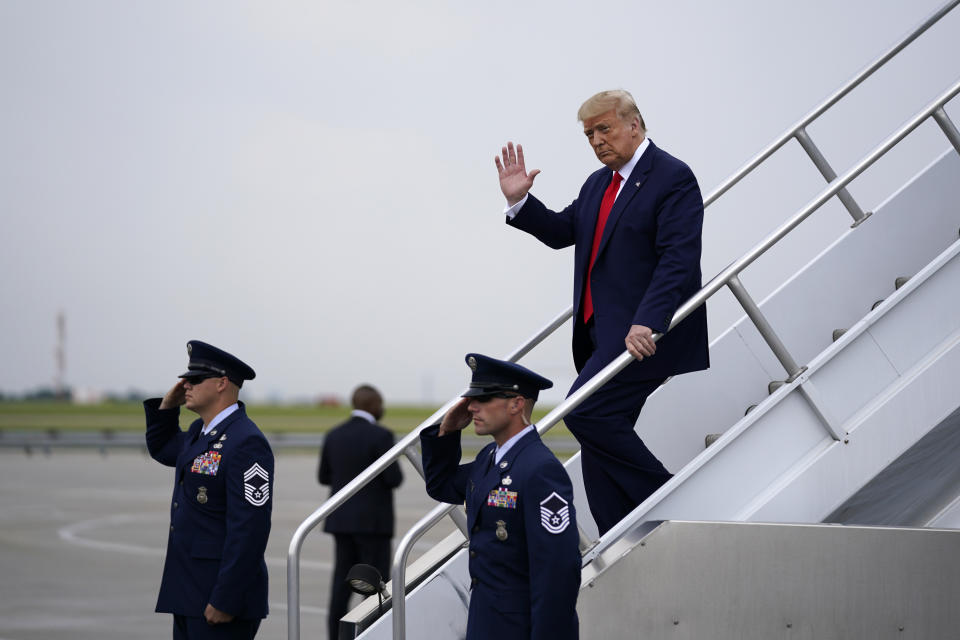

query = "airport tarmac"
[0, 448, 458, 640]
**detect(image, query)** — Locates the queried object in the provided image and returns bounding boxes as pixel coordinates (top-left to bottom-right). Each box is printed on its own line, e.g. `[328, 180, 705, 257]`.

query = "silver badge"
[213, 443, 223, 449]
[209, 431, 217, 437]
[197, 486, 208, 504]
[468, 356, 477, 371]
[499, 461, 508, 469]
[501, 476, 512, 486]
[218, 434, 227, 441]
[495, 520, 508, 541]
[187, 343, 193, 355]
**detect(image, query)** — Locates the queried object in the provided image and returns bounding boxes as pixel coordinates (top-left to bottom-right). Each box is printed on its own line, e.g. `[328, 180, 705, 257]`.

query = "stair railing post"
[933, 107, 960, 155]
[794, 127, 871, 226]
[727, 275, 806, 381]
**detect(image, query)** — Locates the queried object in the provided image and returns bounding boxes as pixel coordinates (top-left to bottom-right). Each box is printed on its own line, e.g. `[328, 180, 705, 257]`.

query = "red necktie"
[583, 171, 623, 322]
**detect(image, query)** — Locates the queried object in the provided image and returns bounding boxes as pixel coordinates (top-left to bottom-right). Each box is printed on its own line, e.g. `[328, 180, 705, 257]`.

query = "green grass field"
[0, 400, 574, 440]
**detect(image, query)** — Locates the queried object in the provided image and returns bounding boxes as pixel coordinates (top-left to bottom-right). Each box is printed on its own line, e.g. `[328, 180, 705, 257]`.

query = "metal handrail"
[390, 502, 455, 639]
[387, 79, 960, 638]
[701, 0, 959, 209]
[288, 4, 960, 636]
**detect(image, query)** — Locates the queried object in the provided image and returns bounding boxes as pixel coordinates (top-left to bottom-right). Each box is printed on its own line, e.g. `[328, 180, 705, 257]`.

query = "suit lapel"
[595, 140, 656, 261]
[497, 428, 538, 473]
[469, 443, 499, 524]
[179, 404, 245, 469]
[575, 169, 613, 279]
[202, 403, 244, 440]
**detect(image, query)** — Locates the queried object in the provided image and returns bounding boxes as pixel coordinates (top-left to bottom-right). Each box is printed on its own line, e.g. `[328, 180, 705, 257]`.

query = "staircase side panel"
[579, 521, 960, 640]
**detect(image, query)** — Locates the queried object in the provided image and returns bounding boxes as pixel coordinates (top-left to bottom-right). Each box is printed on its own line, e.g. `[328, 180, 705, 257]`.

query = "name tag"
[191, 451, 221, 475]
[487, 487, 518, 509]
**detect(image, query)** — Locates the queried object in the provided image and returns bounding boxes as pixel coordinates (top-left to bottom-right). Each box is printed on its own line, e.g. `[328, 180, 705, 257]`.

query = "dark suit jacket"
[421, 426, 581, 640]
[319, 415, 403, 536]
[508, 140, 709, 382]
[144, 399, 273, 620]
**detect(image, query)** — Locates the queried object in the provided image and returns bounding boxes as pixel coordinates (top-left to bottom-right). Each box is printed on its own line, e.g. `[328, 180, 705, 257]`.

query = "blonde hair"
[578, 90, 646, 133]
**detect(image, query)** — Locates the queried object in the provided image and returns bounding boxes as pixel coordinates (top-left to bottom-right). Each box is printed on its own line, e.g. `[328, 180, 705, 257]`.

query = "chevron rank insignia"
[539, 492, 570, 534]
[243, 463, 270, 506]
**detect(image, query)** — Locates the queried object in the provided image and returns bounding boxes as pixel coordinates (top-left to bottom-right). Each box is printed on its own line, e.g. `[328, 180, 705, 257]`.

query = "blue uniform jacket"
[420, 425, 581, 640]
[507, 140, 710, 383]
[145, 399, 273, 620]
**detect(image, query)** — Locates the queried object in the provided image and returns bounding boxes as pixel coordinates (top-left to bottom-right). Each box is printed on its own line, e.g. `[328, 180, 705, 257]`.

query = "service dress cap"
[461, 353, 552, 400]
[179, 340, 256, 387]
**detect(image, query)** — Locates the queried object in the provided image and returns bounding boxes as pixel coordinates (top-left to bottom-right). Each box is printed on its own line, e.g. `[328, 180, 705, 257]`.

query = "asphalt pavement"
[0, 449, 457, 640]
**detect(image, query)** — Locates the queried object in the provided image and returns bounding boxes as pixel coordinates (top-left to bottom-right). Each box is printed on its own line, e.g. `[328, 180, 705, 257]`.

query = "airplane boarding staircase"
[288, 3, 960, 638]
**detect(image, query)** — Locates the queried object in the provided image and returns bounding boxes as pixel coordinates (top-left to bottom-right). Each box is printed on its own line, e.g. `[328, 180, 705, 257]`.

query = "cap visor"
[461, 388, 499, 398]
[179, 368, 215, 378]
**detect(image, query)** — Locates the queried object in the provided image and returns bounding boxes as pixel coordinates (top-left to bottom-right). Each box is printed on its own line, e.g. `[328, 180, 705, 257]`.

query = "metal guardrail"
[0, 429, 580, 455]
[701, 0, 960, 220]
[289, 3, 960, 637]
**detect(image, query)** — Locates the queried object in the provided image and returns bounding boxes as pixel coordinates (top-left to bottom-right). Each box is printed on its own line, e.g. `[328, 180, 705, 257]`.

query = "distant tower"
[54, 311, 66, 399]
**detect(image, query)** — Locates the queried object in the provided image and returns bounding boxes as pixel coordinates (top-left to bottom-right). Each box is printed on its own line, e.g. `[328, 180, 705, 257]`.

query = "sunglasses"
[182, 374, 219, 386]
[473, 393, 521, 403]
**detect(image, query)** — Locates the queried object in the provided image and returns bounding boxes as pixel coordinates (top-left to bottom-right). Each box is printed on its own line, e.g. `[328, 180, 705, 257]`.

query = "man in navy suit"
[145, 340, 273, 639]
[421, 354, 581, 640]
[319, 384, 403, 640]
[496, 89, 709, 535]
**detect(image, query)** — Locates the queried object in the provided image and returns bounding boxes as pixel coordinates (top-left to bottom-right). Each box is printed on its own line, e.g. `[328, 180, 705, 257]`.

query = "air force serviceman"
[420, 354, 581, 640]
[145, 340, 273, 640]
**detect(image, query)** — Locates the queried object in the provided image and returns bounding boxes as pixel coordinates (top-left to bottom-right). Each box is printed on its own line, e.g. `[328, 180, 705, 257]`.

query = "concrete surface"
[0, 449, 456, 640]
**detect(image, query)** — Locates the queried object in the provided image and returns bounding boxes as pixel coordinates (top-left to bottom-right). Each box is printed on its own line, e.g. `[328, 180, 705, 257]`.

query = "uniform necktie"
[583, 171, 623, 322]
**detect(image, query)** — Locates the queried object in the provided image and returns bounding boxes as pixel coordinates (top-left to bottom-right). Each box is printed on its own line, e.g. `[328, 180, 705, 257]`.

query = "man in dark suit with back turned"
[319, 384, 403, 640]
[496, 89, 710, 535]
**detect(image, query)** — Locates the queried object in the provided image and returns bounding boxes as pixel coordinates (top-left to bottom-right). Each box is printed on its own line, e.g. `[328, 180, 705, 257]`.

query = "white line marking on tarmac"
[57, 513, 331, 570]
[58, 513, 165, 557]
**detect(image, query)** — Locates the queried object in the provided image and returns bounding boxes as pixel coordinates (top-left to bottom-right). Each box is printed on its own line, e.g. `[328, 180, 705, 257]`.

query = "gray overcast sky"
[2, 1, 959, 405]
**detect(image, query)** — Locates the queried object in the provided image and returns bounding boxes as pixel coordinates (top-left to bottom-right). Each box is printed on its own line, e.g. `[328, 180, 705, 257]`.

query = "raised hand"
[158, 379, 186, 410]
[495, 141, 541, 206]
[438, 398, 473, 436]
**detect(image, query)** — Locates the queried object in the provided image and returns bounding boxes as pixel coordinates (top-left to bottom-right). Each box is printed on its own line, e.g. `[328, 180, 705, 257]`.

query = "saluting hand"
[495, 141, 540, 206]
[438, 398, 473, 437]
[625, 324, 657, 361]
[158, 379, 186, 410]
